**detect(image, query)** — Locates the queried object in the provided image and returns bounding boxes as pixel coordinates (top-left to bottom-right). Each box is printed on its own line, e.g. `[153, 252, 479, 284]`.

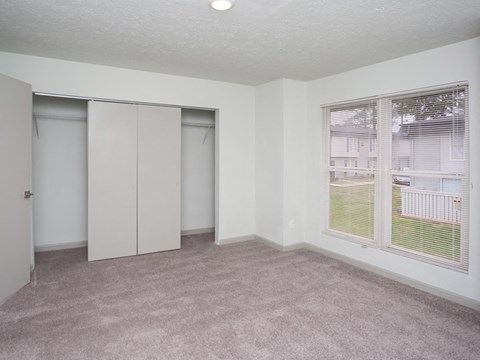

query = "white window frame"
[324, 101, 379, 246]
[323, 85, 469, 272]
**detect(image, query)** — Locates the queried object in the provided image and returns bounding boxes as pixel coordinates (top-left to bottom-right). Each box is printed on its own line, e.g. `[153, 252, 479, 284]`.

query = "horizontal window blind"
[328, 102, 377, 241]
[389, 87, 468, 270]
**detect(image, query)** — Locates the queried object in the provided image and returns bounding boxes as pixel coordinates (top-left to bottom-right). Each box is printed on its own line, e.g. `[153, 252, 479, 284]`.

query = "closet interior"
[32, 95, 215, 262]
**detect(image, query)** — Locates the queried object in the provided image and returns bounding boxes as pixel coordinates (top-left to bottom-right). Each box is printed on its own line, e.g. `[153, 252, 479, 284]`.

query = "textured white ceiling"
[0, 0, 479, 85]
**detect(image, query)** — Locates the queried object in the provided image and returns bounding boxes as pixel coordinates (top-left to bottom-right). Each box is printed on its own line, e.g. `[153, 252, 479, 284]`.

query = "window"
[326, 85, 469, 271]
[347, 136, 359, 152]
[369, 137, 377, 152]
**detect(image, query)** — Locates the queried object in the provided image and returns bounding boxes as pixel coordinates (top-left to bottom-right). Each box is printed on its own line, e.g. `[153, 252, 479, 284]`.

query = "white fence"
[400, 187, 461, 224]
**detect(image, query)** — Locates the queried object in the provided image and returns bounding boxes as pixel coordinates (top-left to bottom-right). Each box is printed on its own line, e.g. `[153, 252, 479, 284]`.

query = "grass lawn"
[330, 182, 375, 240]
[330, 182, 461, 262]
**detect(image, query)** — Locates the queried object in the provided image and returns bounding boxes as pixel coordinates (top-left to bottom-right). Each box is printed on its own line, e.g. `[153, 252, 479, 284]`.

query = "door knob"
[24, 190, 34, 199]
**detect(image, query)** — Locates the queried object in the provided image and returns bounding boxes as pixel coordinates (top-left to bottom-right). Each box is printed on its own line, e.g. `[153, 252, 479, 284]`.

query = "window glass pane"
[392, 89, 465, 173]
[330, 171, 375, 240]
[330, 104, 377, 169]
[329, 103, 377, 240]
[391, 176, 461, 262]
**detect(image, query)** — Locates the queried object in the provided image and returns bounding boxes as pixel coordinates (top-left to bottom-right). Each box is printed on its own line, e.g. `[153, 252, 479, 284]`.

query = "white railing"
[400, 187, 461, 224]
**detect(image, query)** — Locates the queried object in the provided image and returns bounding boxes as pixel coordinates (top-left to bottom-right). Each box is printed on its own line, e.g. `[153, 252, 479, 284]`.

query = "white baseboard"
[181, 227, 215, 236]
[301, 243, 480, 312]
[35, 241, 87, 253]
[255, 235, 305, 252]
[221, 235, 480, 311]
[217, 234, 255, 245]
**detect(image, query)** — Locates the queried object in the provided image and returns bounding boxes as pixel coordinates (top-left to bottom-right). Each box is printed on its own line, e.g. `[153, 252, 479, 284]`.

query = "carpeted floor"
[0, 233, 479, 360]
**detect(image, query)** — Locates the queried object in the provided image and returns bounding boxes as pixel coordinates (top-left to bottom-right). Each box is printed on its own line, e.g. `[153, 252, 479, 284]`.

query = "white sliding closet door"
[137, 105, 181, 254]
[88, 101, 137, 261]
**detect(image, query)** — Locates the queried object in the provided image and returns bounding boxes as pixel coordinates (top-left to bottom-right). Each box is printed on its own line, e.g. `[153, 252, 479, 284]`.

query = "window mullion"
[376, 98, 392, 249]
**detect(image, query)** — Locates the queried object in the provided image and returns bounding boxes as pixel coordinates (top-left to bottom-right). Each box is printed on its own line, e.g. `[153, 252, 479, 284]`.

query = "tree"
[392, 90, 465, 123]
[352, 106, 377, 128]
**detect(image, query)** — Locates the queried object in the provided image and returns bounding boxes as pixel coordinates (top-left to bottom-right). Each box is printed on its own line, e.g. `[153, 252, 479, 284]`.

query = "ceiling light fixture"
[209, 0, 234, 11]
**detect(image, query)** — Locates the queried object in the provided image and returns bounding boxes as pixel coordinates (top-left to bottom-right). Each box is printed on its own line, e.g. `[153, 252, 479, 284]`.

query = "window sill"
[322, 229, 378, 248]
[322, 229, 468, 274]
[385, 245, 468, 274]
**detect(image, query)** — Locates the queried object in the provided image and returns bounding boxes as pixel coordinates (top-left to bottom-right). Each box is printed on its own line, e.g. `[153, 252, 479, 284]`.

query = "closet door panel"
[0, 74, 32, 302]
[137, 105, 181, 254]
[88, 101, 137, 261]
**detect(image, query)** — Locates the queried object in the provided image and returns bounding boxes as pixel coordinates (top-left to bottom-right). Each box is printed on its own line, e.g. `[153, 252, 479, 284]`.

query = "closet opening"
[32, 95, 88, 259]
[32, 94, 217, 264]
[180, 109, 216, 247]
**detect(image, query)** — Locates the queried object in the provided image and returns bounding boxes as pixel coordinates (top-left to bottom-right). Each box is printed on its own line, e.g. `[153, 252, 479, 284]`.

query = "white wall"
[181, 109, 215, 231]
[283, 80, 306, 246]
[32, 96, 87, 248]
[255, 79, 306, 246]
[306, 37, 480, 301]
[0, 52, 255, 243]
[255, 80, 284, 243]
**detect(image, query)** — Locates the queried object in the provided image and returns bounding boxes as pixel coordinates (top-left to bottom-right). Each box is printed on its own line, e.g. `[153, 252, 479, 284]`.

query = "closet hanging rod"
[33, 113, 87, 121]
[181, 123, 215, 128]
[34, 92, 217, 112]
[32, 113, 214, 127]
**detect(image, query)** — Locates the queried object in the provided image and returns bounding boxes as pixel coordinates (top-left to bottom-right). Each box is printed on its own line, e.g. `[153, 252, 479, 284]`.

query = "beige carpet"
[1, 233, 479, 359]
